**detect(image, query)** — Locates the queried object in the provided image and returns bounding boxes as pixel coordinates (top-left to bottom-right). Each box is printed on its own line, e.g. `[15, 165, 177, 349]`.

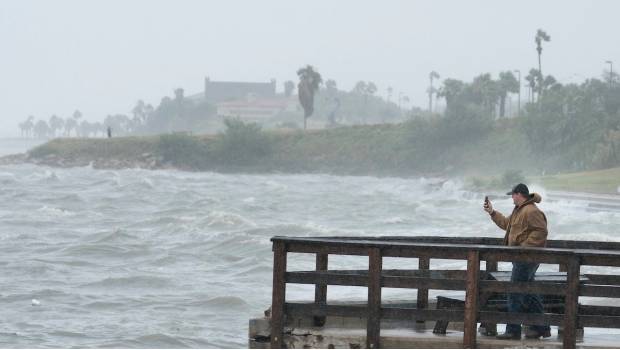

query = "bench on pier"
[433, 271, 589, 335]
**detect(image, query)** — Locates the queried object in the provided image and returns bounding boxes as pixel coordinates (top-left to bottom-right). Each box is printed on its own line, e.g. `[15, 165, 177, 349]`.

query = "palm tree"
[386, 86, 393, 103]
[64, 118, 77, 136]
[437, 79, 465, 111]
[72, 110, 82, 120]
[19, 115, 35, 138]
[366, 82, 377, 96]
[132, 100, 146, 122]
[471, 73, 499, 116]
[535, 29, 551, 98]
[402, 96, 410, 111]
[525, 69, 541, 103]
[48, 115, 64, 137]
[324, 79, 338, 100]
[284, 80, 295, 97]
[33, 120, 50, 139]
[497, 71, 519, 117]
[297, 65, 322, 130]
[428, 71, 440, 113]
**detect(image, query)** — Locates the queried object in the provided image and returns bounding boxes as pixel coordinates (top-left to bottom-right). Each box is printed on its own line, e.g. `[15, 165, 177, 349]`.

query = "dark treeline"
[17, 81, 406, 139]
[407, 68, 620, 173]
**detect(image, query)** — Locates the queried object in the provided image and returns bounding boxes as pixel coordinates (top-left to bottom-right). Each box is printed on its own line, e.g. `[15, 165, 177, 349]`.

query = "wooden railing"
[269, 236, 620, 349]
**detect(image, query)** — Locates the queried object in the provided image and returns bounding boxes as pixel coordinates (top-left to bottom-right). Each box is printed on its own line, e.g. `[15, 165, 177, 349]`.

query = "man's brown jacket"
[490, 193, 548, 247]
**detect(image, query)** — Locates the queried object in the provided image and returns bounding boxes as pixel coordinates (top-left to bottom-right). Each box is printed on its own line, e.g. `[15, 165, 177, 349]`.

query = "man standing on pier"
[483, 183, 552, 340]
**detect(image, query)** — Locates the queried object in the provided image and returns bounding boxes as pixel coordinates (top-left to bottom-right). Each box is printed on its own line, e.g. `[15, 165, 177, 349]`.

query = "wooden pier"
[251, 236, 620, 349]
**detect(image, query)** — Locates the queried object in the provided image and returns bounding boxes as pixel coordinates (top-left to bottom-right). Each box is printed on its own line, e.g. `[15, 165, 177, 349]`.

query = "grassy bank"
[534, 168, 620, 194]
[23, 122, 620, 194]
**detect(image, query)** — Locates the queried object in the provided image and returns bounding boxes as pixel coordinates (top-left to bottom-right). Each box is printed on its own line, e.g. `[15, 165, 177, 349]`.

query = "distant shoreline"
[1, 130, 619, 195]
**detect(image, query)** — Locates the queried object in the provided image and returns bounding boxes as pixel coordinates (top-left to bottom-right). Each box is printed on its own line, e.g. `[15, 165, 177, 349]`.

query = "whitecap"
[205, 211, 256, 228]
[381, 216, 407, 224]
[36, 206, 75, 217]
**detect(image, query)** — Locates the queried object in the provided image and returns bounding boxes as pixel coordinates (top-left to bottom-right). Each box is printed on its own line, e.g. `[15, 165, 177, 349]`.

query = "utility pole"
[514, 69, 521, 117]
[606, 60, 614, 88]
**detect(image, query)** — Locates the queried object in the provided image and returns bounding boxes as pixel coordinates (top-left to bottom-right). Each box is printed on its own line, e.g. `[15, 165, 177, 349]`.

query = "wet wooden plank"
[579, 315, 620, 328]
[479, 311, 564, 325]
[286, 302, 367, 318]
[580, 284, 620, 298]
[479, 280, 567, 295]
[488, 271, 589, 282]
[272, 235, 620, 252]
[580, 305, 620, 316]
[382, 307, 464, 321]
[584, 274, 620, 284]
[285, 302, 465, 321]
[286, 271, 367, 286]
[382, 276, 465, 290]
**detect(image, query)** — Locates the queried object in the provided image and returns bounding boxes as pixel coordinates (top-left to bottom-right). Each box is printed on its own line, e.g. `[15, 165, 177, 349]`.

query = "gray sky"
[1, 0, 619, 136]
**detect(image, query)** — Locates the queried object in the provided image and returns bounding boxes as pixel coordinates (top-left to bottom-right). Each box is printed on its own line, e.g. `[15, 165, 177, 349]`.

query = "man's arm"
[490, 210, 510, 230]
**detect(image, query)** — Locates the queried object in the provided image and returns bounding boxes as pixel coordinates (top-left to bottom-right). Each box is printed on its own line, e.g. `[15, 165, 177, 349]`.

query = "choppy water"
[1, 139, 620, 348]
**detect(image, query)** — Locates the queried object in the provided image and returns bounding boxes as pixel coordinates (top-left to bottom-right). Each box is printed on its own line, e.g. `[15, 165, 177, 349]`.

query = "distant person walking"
[483, 183, 551, 340]
[107, 126, 112, 138]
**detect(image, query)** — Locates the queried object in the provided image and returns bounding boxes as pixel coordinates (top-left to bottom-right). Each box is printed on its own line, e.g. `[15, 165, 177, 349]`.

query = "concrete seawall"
[249, 299, 616, 349]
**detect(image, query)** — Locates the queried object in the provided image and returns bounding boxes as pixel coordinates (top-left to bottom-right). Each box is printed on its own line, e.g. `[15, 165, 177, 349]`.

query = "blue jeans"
[505, 262, 551, 334]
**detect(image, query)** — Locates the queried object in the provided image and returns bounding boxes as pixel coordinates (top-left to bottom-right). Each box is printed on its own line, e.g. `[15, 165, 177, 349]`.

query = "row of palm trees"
[18, 111, 138, 139]
[19, 111, 86, 138]
[424, 29, 552, 118]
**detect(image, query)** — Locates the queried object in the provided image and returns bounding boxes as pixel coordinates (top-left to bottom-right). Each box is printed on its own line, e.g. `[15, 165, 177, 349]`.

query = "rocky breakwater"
[0, 152, 167, 170]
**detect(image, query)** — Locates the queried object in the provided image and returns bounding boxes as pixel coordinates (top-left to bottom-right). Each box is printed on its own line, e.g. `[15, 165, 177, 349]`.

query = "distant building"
[217, 95, 299, 121]
[186, 77, 277, 104]
[184, 76, 300, 124]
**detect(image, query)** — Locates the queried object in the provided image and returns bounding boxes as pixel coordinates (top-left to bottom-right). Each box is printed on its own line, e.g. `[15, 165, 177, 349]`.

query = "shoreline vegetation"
[1, 120, 619, 195]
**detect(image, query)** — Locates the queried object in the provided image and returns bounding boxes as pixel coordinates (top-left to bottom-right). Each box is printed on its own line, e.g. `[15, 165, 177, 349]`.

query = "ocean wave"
[49, 330, 88, 338]
[381, 216, 408, 224]
[26, 169, 60, 182]
[88, 228, 140, 244]
[36, 206, 75, 218]
[190, 295, 250, 309]
[83, 301, 126, 310]
[58, 243, 147, 259]
[81, 276, 172, 289]
[132, 334, 192, 348]
[203, 210, 256, 228]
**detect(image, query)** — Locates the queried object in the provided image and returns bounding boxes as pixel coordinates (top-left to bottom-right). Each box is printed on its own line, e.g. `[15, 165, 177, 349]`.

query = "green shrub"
[158, 133, 209, 169]
[213, 118, 273, 165]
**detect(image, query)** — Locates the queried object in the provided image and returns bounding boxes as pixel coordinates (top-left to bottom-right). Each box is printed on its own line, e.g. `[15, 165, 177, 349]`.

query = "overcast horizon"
[1, 0, 619, 137]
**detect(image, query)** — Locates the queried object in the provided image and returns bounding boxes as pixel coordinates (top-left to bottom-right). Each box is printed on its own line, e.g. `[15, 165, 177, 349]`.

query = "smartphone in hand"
[484, 196, 489, 209]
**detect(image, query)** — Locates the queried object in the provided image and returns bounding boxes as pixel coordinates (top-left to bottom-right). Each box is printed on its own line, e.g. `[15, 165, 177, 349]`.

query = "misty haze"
[1, 0, 620, 348]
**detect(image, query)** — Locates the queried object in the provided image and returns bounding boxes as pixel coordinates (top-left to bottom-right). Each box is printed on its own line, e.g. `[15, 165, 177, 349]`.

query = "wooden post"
[558, 261, 567, 335]
[563, 257, 580, 349]
[463, 250, 480, 349]
[270, 242, 287, 349]
[367, 248, 382, 349]
[416, 256, 430, 323]
[314, 253, 328, 326]
[481, 259, 498, 335]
